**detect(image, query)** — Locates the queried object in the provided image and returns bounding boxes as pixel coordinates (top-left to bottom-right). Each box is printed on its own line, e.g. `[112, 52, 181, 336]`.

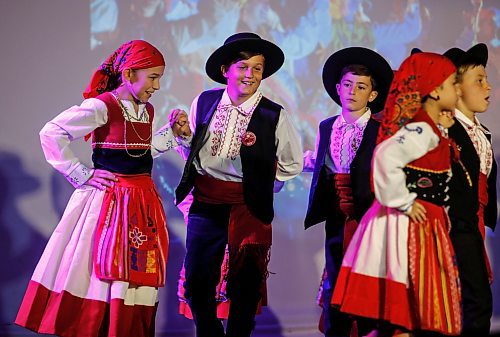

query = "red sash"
[478, 173, 493, 283]
[334, 174, 358, 253]
[193, 174, 272, 302]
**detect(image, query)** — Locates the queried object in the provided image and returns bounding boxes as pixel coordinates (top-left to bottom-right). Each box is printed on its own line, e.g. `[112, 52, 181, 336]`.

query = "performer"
[304, 47, 393, 337]
[174, 32, 303, 337]
[444, 43, 497, 337]
[15, 40, 190, 337]
[332, 52, 462, 336]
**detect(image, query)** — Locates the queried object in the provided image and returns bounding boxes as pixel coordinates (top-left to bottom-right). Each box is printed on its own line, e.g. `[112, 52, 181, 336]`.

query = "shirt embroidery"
[456, 112, 493, 176]
[210, 92, 262, 160]
[329, 110, 371, 173]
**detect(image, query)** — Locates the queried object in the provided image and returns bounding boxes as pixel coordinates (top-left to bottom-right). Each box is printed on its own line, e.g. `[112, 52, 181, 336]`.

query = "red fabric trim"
[478, 173, 493, 282]
[333, 173, 357, 252]
[16, 281, 157, 337]
[94, 174, 168, 287]
[191, 174, 271, 312]
[407, 203, 462, 335]
[193, 174, 271, 246]
[91, 92, 153, 149]
[406, 111, 452, 171]
[193, 174, 244, 204]
[332, 267, 415, 330]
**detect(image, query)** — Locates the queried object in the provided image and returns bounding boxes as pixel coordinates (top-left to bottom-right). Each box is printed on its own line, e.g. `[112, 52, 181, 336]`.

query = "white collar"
[113, 94, 147, 119]
[218, 88, 263, 116]
[455, 108, 490, 134]
[338, 107, 372, 127]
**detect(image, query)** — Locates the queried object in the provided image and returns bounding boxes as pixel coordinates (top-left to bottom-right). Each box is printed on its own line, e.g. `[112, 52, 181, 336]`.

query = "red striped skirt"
[15, 174, 168, 337]
[94, 174, 169, 287]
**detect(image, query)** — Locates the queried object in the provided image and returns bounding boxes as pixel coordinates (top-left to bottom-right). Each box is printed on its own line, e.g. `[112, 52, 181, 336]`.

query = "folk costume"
[444, 43, 498, 337]
[304, 47, 393, 337]
[332, 53, 462, 335]
[15, 40, 180, 337]
[175, 32, 303, 337]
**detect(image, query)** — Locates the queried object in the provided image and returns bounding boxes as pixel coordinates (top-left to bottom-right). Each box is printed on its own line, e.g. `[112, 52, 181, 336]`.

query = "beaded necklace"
[111, 91, 152, 158]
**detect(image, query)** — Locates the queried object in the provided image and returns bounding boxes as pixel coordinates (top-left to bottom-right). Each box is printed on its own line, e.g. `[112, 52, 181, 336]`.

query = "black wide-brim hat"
[322, 47, 394, 112]
[205, 32, 285, 84]
[443, 43, 488, 68]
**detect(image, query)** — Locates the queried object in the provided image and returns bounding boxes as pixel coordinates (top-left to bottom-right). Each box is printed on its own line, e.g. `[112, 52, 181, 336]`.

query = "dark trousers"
[450, 224, 492, 337]
[184, 200, 262, 337]
[323, 219, 374, 337]
[323, 220, 352, 337]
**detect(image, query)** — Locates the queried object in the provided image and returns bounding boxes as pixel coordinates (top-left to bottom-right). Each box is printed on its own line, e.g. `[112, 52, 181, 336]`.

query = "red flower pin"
[242, 131, 256, 146]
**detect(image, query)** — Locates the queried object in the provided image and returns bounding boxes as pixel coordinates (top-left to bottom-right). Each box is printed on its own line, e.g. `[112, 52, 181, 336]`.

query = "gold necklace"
[111, 91, 151, 158]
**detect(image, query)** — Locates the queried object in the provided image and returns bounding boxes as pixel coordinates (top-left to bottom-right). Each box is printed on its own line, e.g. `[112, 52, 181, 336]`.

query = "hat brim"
[205, 38, 285, 84]
[322, 47, 394, 113]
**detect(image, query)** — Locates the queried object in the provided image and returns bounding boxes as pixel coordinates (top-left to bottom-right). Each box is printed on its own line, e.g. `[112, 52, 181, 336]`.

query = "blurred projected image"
[90, 0, 500, 218]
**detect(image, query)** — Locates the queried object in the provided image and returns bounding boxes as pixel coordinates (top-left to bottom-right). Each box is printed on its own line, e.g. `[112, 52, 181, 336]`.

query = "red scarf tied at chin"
[83, 40, 165, 99]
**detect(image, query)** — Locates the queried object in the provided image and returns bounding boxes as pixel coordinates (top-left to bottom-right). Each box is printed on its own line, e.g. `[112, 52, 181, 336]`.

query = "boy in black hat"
[444, 43, 497, 337]
[303, 47, 393, 337]
[174, 32, 303, 337]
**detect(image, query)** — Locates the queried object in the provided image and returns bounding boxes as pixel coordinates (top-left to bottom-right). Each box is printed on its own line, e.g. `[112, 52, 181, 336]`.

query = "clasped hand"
[169, 109, 191, 137]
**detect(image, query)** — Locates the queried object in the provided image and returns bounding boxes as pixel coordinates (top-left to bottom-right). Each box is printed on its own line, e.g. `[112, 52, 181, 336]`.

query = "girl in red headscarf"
[331, 52, 462, 336]
[15, 40, 191, 337]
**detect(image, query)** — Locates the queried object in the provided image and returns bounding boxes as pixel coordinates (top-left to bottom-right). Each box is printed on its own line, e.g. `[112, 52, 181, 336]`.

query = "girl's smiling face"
[124, 65, 165, 103]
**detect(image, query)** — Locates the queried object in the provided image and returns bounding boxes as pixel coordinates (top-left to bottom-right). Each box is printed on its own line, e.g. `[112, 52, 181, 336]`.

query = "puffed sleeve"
[372, 122, 440, 211]
[275, 109, 304, 181]
[39, 98, 108, 187]
[303, 129, 320, 173]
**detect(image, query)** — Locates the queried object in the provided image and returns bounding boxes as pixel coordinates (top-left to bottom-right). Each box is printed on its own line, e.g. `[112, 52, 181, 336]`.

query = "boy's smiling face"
[336, 72, 378, 112]
[222, 55, 264, 105]
[457, 65, 491, 114]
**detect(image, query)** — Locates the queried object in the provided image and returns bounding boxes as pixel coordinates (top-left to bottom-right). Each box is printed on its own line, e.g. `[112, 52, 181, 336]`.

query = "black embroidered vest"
[304, 115, 379, 229]
[175, 89, 281, 223]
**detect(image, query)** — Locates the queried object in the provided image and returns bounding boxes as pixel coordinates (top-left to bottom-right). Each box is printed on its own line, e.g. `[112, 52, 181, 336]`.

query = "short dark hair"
[222, 51, 264, 71]
[456, 62, 483, 83]
[339, 64, 377, 90]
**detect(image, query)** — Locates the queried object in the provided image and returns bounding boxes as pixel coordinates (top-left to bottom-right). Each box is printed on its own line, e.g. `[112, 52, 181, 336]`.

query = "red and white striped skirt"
[332, 200, 461, 335]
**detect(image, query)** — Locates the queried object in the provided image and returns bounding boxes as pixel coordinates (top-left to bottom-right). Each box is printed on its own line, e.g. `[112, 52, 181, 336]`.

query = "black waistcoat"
[304, 115, 379, 229]
[175, 89, 281, 224]
[448, 119, 498, 231]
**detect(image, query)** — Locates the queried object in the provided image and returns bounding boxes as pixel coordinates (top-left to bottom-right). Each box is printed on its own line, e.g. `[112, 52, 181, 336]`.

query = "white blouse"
[372, 121, 441, 212]
[40, 97, 187, 188]
[182, 88, 303, 182]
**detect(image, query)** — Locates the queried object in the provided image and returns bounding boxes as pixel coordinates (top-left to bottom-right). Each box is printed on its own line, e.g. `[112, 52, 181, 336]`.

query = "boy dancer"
[444, 43, 498, 337]
[175, 32, 303, 337]
[304, 47, 393, 337]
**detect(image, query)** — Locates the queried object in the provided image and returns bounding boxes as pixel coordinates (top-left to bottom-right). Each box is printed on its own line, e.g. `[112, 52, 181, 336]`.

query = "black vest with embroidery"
[304, 115, 379, 229]
[175, 89, 281, 224]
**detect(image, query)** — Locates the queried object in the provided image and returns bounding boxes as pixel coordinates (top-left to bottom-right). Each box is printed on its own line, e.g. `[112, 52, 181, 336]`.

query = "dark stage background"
[1, 0, 499, 336]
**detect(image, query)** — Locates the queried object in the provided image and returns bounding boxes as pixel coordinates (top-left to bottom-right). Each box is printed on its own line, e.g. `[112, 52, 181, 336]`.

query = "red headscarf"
[83, 40, 165, 99]
[377, 52, 456, 144]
